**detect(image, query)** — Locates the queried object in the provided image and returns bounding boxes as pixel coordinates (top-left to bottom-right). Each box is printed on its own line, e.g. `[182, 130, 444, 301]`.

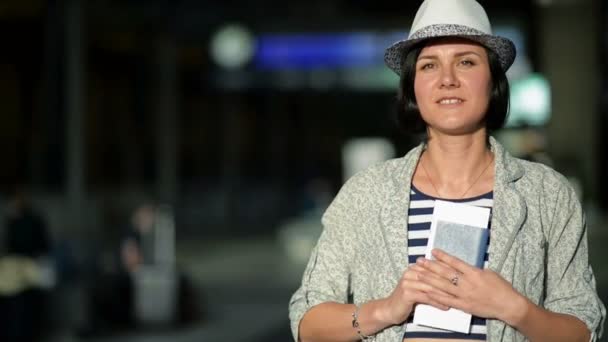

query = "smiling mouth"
[437, 98, 464, 105]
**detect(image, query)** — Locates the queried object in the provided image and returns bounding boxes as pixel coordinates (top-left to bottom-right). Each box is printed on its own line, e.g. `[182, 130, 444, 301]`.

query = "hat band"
[408, 24, 489, 41]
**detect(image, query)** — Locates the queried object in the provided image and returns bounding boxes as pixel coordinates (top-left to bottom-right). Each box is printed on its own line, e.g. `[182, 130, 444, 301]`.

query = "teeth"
[439, 98, 463, 104]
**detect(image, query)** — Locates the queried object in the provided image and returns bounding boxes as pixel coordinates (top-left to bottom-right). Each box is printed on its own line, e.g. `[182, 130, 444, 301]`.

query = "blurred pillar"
[601, 1, 608, 210]
[33, 0, 61, 185]
[220, 95, 241, 230]
[538, 0, 599, 201]
[267, 94, 289, 216]
[156, 35, 179, 204]
[65, 0, 86, 229]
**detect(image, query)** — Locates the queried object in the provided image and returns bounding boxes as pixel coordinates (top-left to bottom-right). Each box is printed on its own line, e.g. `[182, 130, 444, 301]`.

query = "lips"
[437, 97, 464, 105]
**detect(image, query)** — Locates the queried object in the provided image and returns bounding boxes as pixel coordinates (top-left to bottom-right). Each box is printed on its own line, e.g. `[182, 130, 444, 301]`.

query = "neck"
[421, 129, 493, 195]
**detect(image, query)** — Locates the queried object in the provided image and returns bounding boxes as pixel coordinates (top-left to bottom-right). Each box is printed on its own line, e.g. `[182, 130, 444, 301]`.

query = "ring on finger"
[450, 272, 462, 286]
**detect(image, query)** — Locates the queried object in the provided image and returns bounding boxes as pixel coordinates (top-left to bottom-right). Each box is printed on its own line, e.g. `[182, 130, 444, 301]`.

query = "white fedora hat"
[384, 0, 516, 75]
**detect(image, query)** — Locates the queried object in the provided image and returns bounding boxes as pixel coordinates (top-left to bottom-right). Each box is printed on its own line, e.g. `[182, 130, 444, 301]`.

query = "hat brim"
[384, 24, 516, 75]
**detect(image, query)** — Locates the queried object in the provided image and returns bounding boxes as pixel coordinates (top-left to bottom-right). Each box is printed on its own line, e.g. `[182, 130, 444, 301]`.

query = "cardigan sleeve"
[288, 175, 361, 341]
[543, 178, 606, 341]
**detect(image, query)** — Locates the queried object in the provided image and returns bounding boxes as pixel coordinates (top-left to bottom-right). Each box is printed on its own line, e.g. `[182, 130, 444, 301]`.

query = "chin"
[431, 123, 486, 136]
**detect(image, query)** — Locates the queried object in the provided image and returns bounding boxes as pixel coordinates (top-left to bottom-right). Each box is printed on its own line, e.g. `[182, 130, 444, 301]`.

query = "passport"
[412, 200, 491, 334]
[432, 220, 489, 268]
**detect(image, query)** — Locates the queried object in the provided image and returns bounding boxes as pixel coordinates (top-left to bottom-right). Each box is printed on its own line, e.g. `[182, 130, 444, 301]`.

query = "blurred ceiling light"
[342, 138, 395, 182]
[210, 24, 255, 70]
[508, 73, 551, 127]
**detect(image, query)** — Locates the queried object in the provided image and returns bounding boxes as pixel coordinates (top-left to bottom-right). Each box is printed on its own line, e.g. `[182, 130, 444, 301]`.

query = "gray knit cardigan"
[289, 137, 606, 341]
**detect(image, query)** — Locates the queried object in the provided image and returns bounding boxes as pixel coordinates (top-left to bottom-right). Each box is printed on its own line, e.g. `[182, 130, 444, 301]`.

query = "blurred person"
[77, 205, 153, 336]
[4, 186, 51, 259]
[0, 185, 52, 342]
[80, 204, 156, 336]
[288, 1, 606, 342]
[123, 203, 201, 325]
[80, 203, 201, 337]
[121, 203, 156, 272]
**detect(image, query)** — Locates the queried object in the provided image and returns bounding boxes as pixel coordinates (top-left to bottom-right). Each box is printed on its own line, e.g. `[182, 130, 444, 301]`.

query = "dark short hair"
[394, 41, 510, 135]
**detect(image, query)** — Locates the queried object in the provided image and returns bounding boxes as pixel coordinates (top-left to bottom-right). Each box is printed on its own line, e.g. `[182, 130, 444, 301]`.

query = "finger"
[427, 291, 466, 312]
[402, 264, 426, 280]
[408, 264, 448, 286]
[418, 295, 451, 311]
[406, 263, 428, 275]
[436, 259, 462, 274]
[410, 263, 449, 281]
[408, 264, 458, 296]
[401, 284, 451, 311]
[404, 264, 438, 280]
[416, 257, 457, 281]
[401, 277, 454, 299]
[402, 269, 419, 281]
[431, 249, 474, 274]
[417, 270, 460, 296]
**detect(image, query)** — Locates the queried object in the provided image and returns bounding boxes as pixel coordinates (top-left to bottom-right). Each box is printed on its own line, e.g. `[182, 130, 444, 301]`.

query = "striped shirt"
[403, 185, 493, 340]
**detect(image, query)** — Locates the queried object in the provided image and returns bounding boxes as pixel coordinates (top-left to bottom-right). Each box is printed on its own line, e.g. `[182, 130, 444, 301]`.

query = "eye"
[419, 62, 435, 70]
[459, 59, 475, 67]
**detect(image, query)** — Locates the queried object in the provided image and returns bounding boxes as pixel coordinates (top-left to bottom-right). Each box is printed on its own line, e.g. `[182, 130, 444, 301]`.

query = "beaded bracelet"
[351, 305, 374, 341]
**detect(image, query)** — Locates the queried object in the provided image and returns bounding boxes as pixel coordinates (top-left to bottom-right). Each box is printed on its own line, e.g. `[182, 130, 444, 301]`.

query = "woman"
[288, 0, 606, 341]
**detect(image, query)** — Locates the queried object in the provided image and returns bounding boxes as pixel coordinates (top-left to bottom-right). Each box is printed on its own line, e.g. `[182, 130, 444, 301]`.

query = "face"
[413, 38, 492, 136]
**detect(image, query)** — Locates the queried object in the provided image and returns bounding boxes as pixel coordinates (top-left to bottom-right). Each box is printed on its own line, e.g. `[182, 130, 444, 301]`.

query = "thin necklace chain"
[420, 152, 494, 199]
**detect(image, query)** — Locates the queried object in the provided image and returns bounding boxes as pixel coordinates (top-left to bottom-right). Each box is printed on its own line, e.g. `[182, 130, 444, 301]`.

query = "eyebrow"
[417, 51, 483, 61]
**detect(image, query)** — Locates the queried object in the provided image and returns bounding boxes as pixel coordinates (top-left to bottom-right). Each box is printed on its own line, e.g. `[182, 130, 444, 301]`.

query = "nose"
[440, 65, 459, 88]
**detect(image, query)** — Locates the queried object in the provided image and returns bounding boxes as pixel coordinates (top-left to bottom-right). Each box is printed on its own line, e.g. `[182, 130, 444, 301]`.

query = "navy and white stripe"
[404, 185, 493, 340]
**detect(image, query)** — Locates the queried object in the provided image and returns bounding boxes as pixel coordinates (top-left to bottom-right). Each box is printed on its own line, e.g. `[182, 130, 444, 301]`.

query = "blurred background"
[0, 0, 607, 341]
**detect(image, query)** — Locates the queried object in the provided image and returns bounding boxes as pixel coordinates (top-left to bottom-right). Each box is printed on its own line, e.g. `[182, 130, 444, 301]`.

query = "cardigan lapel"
[485, 137, 526, 342]
[486, 137, 526, 274]
[379, 144, 425, 282]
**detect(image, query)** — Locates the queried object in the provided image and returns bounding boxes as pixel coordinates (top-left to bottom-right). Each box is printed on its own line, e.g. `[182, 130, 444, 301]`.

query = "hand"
[379, 261, 452, 326]
[121, 239, 142, 273]
[415, 249, 527, 324]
